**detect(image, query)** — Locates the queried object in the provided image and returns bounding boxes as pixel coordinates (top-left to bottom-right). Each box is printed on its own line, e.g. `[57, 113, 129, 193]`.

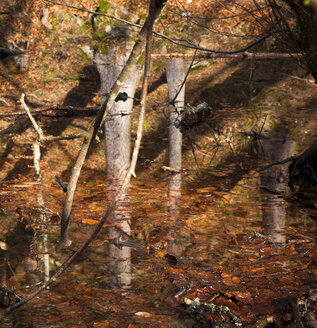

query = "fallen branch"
[0, 105, 99, 117]
[257, 155, 299, 172]
[151, 52, 302, 60]
[161, 166, 186, 173]
[21, 94, 44, 140]
[20, 94, 85, 142]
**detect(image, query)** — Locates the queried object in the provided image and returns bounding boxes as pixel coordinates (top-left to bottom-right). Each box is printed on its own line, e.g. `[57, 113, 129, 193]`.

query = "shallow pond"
[0, 157, 316, 327]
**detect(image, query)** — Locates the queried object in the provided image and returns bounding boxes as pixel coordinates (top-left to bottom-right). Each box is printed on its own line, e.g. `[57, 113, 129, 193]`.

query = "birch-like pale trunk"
[166, 58, 186, 170]
[95, 48, 141, 181]
[95, 26, 141, 288]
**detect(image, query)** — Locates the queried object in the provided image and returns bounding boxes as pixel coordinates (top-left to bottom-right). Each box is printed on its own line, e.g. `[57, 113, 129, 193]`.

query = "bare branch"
[20, 94, 85, 142]
[44, 0, 141, 29]
[151, 51, 302, 59]
[41, 133, 84, 142]
[20, 93, 45, 140]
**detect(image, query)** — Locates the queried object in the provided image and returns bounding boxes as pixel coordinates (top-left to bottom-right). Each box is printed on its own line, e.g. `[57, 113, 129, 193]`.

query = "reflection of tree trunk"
[259, 131, 296, 243]
[108, 218, 131, 289]
[167, 174, 183, 256]
[166, 59, 186, 170]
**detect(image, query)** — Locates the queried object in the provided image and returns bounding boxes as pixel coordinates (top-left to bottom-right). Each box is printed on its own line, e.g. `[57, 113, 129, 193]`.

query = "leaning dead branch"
[20, 94, 85, 142]
[257, 155, 299, 172]
[4, 0, 160, 314]
[20, 93, 44, 140]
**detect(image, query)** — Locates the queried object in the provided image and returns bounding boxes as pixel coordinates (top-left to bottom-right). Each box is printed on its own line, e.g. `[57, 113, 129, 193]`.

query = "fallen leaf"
[134, 312, 152, 317]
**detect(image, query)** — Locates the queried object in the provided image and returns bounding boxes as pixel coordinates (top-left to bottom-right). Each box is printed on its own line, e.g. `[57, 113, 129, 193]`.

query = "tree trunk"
[166, 58, 186, 169]
[95, 50, 141, 181]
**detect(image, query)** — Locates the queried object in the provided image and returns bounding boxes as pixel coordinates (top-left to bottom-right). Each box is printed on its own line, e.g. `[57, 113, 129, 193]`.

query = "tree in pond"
[56, 0, 168, 250]
[93, 6, 142, 182]
[93, 5, 143, 289]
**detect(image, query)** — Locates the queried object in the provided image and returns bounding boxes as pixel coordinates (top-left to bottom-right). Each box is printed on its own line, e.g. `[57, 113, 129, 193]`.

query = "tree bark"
[166, 58, 186, 170]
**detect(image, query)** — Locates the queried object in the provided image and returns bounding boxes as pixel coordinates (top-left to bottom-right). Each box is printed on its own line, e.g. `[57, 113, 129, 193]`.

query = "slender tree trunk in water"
[165, 59, 185, 254]
[95, 40, 141, 289]
[166, 59, 186, 169]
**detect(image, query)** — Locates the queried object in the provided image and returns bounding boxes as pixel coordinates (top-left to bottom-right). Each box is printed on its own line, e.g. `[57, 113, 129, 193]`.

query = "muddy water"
[0, 156, 316, 327]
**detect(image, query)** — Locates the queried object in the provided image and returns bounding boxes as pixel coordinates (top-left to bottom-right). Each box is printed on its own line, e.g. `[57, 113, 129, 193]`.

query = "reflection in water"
[259, 131, 296, 243]
[0, 217, 38, 286]
[107, 189, 132, 289]
[167, 174, 183, 257]
[38, 195, 50, 283]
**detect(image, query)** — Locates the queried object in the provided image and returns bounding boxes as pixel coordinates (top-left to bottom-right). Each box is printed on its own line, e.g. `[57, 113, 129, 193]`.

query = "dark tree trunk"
[285, 0, 317, 81]
[259, 131, 296, 243]
[289, 140, 317, 188]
